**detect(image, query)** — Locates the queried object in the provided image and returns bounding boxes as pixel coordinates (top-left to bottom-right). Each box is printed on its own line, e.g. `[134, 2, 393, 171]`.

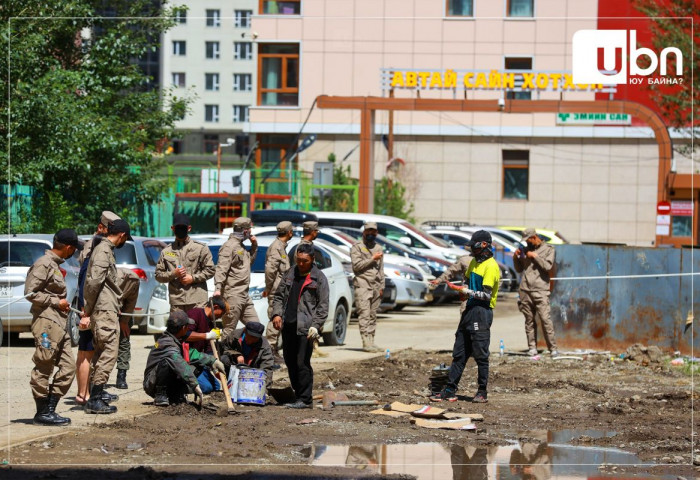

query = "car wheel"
[393, 304, 406, 311]
[322, 303, 347, 346]
[67, 301, 81, 347]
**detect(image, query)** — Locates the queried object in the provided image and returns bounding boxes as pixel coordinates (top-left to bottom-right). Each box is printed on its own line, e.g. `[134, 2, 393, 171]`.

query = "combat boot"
[115, 369, 128, 389]
[33, 397, 60, 426]
[154, 386, 169, 407]
[84, 385, 117, 414]
[361, 334, 374, 352]
[368, 335, 382, 353]
[47, 393, 71, 425]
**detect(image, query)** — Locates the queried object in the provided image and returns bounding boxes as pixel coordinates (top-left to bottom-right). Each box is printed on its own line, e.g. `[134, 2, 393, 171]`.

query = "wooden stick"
[210, 339, 235, 413]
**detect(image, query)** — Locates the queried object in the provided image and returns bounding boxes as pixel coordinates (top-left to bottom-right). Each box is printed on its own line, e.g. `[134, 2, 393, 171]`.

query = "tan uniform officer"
[83, 219, 131, 414]
[79, 211, 120, 266]
[214, 217, 259, 335]
[350, 222, 385, 352]
[25, 229, 83, 426]
[294, 221, 319, 261]
[155, 213, 215, 312]
[263, 221, 293, 364]
[115, 268, 140, 389]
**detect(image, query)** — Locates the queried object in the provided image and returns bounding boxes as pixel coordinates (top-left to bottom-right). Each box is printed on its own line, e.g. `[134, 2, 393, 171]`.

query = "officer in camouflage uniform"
[350, 222, 384, 352]
[214, 217, 259, 336]
[263, 221, 293, 364]
[115, 268, 140, 389]
[25, 229, 83, 426]
[84, 219, 131, 414]
[155, 213, 215, 313]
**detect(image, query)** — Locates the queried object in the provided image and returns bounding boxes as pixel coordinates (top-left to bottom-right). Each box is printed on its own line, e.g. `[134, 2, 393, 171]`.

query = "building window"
[205, 73, 220, 91]
[502, 150, 529, 200]
[233, 105, 250, 123]
[446, 0, 473, 16]
[261, 0, 301, 15]
[205, 104, 219, 122]
[234, 10, 252, 28]
[204, 134, 219, 154]
[672, 216, 693, 236]
[233, 74, 252, 91]
[205, 41, 220, 59]
[505, 57, 532, 100]
[234, 42, 253, 60]
[171, 72, 186, 87]
[258, 43, 299, 106]
[206, 9, 221, 27]
[507, 0, 534, 17]
[174, 9, 186, 24]
[172, 40, 186, 56]
[170, 139, 183, 154]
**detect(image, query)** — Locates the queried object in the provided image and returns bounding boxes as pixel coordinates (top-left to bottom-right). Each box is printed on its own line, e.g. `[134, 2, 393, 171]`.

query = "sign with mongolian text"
[556, 112, 632, 125]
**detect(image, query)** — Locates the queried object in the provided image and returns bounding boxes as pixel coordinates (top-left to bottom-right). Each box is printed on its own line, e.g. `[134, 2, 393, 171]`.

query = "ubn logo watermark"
[572, 30, 683, 85]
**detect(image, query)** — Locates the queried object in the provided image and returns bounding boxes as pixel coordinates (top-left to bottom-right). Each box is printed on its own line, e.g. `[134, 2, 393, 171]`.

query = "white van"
[314, 212, 465, 263]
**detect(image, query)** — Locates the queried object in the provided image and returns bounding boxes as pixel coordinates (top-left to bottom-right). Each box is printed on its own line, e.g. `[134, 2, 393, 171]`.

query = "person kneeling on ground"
[218, 321, 275, 394]
[143, 311, 225, 407]
[184, 295, 229, 393]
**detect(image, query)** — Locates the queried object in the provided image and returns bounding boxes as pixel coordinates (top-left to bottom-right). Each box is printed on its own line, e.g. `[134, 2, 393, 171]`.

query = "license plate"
[0, 285, 12, 297]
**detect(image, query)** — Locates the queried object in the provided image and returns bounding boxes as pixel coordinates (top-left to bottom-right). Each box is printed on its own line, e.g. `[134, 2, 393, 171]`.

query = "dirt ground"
[3, 343, 698, 479]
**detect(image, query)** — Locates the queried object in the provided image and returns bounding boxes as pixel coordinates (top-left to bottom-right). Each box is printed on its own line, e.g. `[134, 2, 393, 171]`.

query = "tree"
[635, 0, 699, 151]
[374, 176, 415, 223]
[0, 0, 190, 233]
[323, 153, 358, 212]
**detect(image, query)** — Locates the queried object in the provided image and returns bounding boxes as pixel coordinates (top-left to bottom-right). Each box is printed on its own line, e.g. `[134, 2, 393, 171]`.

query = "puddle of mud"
[310, 429, 666, 480]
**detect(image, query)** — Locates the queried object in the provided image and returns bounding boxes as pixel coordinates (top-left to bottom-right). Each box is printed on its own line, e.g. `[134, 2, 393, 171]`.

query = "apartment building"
[247, 0, 693, 246]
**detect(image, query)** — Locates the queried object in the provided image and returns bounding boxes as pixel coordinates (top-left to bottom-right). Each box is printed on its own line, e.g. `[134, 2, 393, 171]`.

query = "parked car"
[148, 236, 354, 346]
[0, 234, 80, 345]
[314, 212, 466, 263]
[74, 236, 168, 335]
[498, 226, 569, 245]
[380, 278, 398, 313]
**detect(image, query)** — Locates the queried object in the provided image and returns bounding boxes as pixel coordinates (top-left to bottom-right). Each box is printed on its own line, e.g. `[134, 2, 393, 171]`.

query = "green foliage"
[0, 0, 191, 233]
[635, 0, 699, 148]
[322, 153, 358, 212]
[374, 176, 415, 223]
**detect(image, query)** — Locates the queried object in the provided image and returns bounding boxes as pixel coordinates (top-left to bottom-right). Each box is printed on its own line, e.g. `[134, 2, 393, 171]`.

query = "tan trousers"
[30, 317, 76, 399]
[222, 295, 259, 337]
[170, 303, 198, 314]
[266, 302, 280, 350]
[90, 310, 119, 386]
[519, 289, 557, 351]
[355, 286, 382, 336]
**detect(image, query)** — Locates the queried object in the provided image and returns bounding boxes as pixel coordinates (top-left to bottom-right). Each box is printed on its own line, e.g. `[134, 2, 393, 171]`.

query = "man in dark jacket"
[143, 311, 225, 407]
[270, 243, 329, 409]
[219, 321, 275, 391]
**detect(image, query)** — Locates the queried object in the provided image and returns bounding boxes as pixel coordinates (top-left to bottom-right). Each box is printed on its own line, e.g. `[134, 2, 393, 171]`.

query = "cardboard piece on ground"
[388, 402, 424, 413]
[442, 412, 484, 422]
[411, 417, 476, 431]
[369, 409, 409, 418]
[411, 405, 447, 418]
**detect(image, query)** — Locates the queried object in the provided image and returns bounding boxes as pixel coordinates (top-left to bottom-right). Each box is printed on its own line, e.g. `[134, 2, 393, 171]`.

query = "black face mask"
[364, 234, 377, 244]
[174, 225, 189, 239]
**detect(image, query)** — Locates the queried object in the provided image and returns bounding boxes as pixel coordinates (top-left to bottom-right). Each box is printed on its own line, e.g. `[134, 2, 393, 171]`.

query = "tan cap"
[276, 221, 293, 234]
[364, 221, 378, 230]
[303, 221, 319, 231]
[233, 217, 252, 230]
[100, 211, 120, 226]
[521, 228, 537, 240]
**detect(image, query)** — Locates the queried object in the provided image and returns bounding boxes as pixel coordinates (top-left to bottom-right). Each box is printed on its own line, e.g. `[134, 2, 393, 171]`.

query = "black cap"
[173, 213, 190, 226]
[245, 321, 265, 338]
[467, 230, 492, 247]
[109, 219, 133, 240]
[55, 229, 84, 251]
[167, 310, 195, 330]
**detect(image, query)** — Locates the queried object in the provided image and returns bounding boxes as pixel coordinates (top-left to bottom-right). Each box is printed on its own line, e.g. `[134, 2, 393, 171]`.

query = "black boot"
[154, 386, 169, 407]
[88, 383, 119, 403]
[84, 384, 117, 414]
[47, 395, 71, 425]
[116, 369, 128, 389]
[33, 397, 60, 426]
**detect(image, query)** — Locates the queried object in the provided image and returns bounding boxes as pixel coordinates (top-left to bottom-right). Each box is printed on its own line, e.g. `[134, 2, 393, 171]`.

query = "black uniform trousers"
[446, 305, 492, 394]
[282, 322, 314, 404]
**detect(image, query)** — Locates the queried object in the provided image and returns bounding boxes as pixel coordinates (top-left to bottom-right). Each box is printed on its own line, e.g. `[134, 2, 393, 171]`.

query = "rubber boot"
[33, 397, 60, 426]
[115, 369, 128, 389]
[154, 386, 170, 406]
[47, 394, 71, 425]
[84, 385, 117, 414]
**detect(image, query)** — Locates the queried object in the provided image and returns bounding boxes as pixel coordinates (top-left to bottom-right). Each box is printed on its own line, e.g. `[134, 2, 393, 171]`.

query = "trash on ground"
[355, 383, 363, 388]
[369, 408, 408, 417]
[530, 355, 541, 361]
[410, 405, 447, 418]
[331, 400, 379, 407]
[297, 418, 319, 425]
[384, 401, 423, 413]
[410, 417, 476, 431]
[322, 391, 348, 409]
[552, 356, 584, 361]
[670, 358, 685, 366]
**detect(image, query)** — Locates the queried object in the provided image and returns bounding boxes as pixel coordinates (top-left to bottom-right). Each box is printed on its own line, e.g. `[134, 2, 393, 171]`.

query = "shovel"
[322, 391, 348, 409]
[210, 339, 236, 415]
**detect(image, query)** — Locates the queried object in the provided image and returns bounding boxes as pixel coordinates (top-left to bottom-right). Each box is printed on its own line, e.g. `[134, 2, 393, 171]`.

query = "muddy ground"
[3, 347, 698, 479]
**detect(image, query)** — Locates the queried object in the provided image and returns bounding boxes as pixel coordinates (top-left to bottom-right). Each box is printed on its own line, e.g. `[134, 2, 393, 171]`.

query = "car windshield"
[0, 241, 51, 267]
[114, 242, 138, 265]
[399, 221, 451, 247]
[209, 245, 267, 273]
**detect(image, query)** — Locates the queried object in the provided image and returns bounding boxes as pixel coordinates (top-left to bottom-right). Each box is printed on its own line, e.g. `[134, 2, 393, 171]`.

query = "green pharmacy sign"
[556, 112, 631, 125]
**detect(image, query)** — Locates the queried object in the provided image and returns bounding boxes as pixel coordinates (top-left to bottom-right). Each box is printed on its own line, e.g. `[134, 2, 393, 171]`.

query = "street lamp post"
[216, 138, 236, 192]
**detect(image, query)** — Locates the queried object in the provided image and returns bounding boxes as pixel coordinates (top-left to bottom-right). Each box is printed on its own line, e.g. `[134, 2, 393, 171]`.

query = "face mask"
[116, 237, 126, 249]
[174, 225, 188, 239]
[243, 230, 251, 240]
[364, 234, 377, 243]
